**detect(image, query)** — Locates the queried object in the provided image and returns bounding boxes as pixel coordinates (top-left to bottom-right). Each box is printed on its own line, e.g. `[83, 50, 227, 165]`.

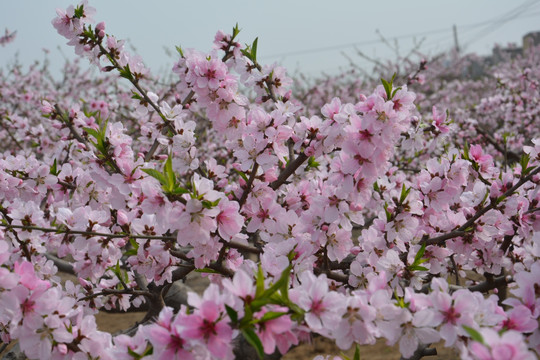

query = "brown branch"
[171, 264, 196, 282]
[79, 288, 152, 302]
[54, 104, 87, 145]
[467, 274, 513, 293]
[400, 344, 437, 360]
[97, 43, 175, 135]
[239, 163, 259, 208]
[420, 231, 466, 246]
[476, 126, 520, 163]
[0, 117, 24, 151]
[270, 153, 308, 190]
[45, 253, 75, 274]
[421, 165, 540, 246]
[169, 249, 191, 262]
[224, 240, 262, 254]
[1, 211, 32, 261]
[2, 224, 175, 241]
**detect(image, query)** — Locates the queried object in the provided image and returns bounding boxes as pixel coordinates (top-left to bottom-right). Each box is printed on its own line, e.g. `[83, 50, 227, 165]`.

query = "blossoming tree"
[0, 2, 539, 359]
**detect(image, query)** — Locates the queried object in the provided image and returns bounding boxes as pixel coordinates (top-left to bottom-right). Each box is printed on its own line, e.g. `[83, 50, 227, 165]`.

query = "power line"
[261, 27, 452, 60]
[461, 0, 540, 50]
[260, 4, 540, 60]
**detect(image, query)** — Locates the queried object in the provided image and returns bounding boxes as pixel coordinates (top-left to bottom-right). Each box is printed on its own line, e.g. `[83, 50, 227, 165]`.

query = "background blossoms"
[0, 1, 538, 359]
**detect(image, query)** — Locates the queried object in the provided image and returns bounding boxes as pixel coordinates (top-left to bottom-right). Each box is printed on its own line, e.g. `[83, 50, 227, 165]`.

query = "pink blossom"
[182, 300, 234, 359]
[216, 199, 243, 240]
[289, 272, 346, 336]
[469, 328, 536, 360]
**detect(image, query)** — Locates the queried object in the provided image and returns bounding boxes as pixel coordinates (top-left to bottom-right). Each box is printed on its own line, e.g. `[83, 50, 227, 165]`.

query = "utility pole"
[453, 24, 460, 54]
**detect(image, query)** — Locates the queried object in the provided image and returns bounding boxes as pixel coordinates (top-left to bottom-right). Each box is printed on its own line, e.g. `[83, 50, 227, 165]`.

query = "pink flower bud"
[41, 101, 54, 114]
[96, 21, 105, 32]
[57, 344, 68, 355]
[117, 209, 129, 226]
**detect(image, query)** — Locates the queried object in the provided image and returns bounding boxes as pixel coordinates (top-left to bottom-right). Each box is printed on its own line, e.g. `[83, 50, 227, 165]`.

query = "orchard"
[0, 2, 539, 359]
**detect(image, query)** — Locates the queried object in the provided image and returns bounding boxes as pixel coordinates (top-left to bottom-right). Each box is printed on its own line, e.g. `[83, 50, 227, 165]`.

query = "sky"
[1, 0, 540, 79]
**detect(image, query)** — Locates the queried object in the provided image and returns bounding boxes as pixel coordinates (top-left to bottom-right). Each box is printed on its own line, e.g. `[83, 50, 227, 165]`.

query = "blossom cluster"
[0, 1, 538, 359]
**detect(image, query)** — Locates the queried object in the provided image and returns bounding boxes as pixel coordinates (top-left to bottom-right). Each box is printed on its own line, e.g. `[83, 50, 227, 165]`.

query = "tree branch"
[270, 153, 308, 190]
[239, 163, 259, 208]
[421, 165, 540, 246]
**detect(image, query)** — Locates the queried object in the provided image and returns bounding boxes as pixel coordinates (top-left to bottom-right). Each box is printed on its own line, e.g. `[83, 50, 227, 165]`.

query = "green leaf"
[232, 23, 240, 40]
[519, 154, 531, 171]
[412, 243, 427, 267]
[253, 311, 287, 324]
[523, 165, 536, 177]
[353, 344, 361, 360]
[409, 265, 429, 271]
[176, 45, 184, 57]
[202, 198, 221, 209]
[462, 141, 470, 160]
[251, 37, 258, 62]
[241, 304, 254, 328]
[382, 81, 391, 100]
[234, 169, 249, 182]
[127, 347, 141, 359]
[164, 155, 175, 192]
[241, 328, 265, 360]
[261, 265, 291, 300]
[50, 158, 59, 176]
[127, 344, 153, 359]
[142, 168, 167, 187]
[380, 73, 397, 100]
[383, 202, 392, 222]
[73, 5, 85, 18]
[131, 91, 143, 101]
[255, 265, 265, 298]
[306, 156, 320, 170]
[240, 48, 252, 61]
[118, 64, 133, 81]
[123, 248, 138, 257]
[463, 325, 484, 344]
[124, 237, 139, 256]
[225, 305, 238, 324]
[391, 86, 402, 99]
[83, 127, 100, 140]
[171, 186, 189, 195]
[394, 290, 408, 308]
[399, 184, 411, 204]
[202, 200, 214, 209]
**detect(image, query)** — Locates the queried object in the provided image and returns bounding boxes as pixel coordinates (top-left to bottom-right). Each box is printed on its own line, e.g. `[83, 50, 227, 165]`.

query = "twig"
[476, 126, 520, 163]
[54, 104, 87, 145]
[467, 274, 513, 293]
[270, 153, 308, 190]
[449, 255, 460, 286]
[2, 224, 176, 240]
[45, 253, 75, 274]
[400, 344, 437, 360]
[0, 117, 24, 151]
[224, 240, 262, 254]
[239, 163, 259, 208]
[0, 211, 32, 261]
[421, 165, 540, 246]
[79, 288, 152, 302]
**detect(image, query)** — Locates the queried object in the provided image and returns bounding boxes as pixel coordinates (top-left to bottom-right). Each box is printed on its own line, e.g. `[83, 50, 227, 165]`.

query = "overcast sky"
[1, 0, 540, 79]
